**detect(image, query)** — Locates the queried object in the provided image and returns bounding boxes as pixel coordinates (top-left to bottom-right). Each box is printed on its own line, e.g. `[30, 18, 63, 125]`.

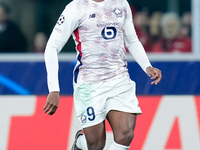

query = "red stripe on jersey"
[74, 29, 82, 57]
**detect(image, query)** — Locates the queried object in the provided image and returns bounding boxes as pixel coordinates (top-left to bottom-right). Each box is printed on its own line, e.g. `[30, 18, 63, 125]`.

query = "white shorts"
[73, 75, 142, 128]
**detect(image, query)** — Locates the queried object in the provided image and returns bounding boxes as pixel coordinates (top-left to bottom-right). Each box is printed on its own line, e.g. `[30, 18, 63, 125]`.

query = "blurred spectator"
[149, 12, 162, 46]
[31, 32, 47, 53]
[34, 0, 53, 36]
[180, 24, 190, 38]
[0, 2, 27, 53]
[151, 12, 191, 53]
[181, 12, 191, 27]
[133, 11, 151, 52]
[130, 5, 136, 17]
[180, 12, 191, 37]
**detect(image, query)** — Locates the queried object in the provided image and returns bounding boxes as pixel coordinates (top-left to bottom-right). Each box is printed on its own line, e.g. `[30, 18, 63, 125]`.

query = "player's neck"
[92, 0, 104, 2]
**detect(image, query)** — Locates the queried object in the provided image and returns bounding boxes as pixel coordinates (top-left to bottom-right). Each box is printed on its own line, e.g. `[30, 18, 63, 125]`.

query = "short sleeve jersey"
[51, 0, 134, 84]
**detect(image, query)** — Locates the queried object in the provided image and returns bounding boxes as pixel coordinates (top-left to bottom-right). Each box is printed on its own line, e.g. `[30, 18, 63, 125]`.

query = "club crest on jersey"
[113, 8, 122, 17]
[81, 114, 87, 123]
[57, 15, 65, 25]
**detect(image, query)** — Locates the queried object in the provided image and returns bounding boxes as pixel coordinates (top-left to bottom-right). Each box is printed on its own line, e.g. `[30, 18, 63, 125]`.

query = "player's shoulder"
[110, 0, 130, 10]
[62, 0, 84, 15]
[113, 0, 129, 5]
[67, 0, 88, 8]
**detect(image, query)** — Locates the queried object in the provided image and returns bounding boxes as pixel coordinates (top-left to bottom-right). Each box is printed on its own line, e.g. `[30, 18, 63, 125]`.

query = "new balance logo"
[89, 14, 96, 19]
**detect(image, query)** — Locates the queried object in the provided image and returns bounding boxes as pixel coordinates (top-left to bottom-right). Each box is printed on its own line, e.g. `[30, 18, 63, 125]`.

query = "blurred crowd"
[0, 1, 49, 53]
[0, 2, 192, 53]
[131, 7, 192, 53]
[0, 2, 27, 52]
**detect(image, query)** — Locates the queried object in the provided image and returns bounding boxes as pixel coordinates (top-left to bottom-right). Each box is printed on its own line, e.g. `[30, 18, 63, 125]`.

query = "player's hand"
[43, 91, 59, 115]
[146, 66, 162, 85]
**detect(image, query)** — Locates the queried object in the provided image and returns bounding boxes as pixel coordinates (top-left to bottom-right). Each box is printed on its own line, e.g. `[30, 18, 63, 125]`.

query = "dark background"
[2, 0, 191, 52]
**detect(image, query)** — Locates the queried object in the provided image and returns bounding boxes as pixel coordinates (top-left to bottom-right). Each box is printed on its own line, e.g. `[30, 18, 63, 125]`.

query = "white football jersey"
[45, 0, 151, 91]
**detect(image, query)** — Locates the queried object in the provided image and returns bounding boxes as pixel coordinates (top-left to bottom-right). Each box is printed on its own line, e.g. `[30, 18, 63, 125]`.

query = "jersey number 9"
[87, 107, 95, 121]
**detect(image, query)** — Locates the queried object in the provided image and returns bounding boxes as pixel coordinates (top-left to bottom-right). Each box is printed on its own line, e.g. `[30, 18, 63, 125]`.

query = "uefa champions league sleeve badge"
[57, 15, 65, 25]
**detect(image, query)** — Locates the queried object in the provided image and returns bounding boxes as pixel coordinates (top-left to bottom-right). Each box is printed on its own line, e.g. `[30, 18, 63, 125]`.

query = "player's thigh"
[107, 110, 137, 139]
[83, 120, 106, 146]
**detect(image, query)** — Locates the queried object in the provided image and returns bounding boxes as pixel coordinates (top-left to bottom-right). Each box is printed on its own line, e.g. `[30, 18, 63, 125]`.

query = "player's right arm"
[43, 1, 79, 115]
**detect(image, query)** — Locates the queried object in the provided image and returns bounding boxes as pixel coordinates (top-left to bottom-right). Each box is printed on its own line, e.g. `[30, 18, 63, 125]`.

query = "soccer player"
[43, 0, 162, 149]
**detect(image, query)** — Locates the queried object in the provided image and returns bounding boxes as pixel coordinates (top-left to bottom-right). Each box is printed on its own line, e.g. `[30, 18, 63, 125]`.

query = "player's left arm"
[123, 1, 162, 85]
